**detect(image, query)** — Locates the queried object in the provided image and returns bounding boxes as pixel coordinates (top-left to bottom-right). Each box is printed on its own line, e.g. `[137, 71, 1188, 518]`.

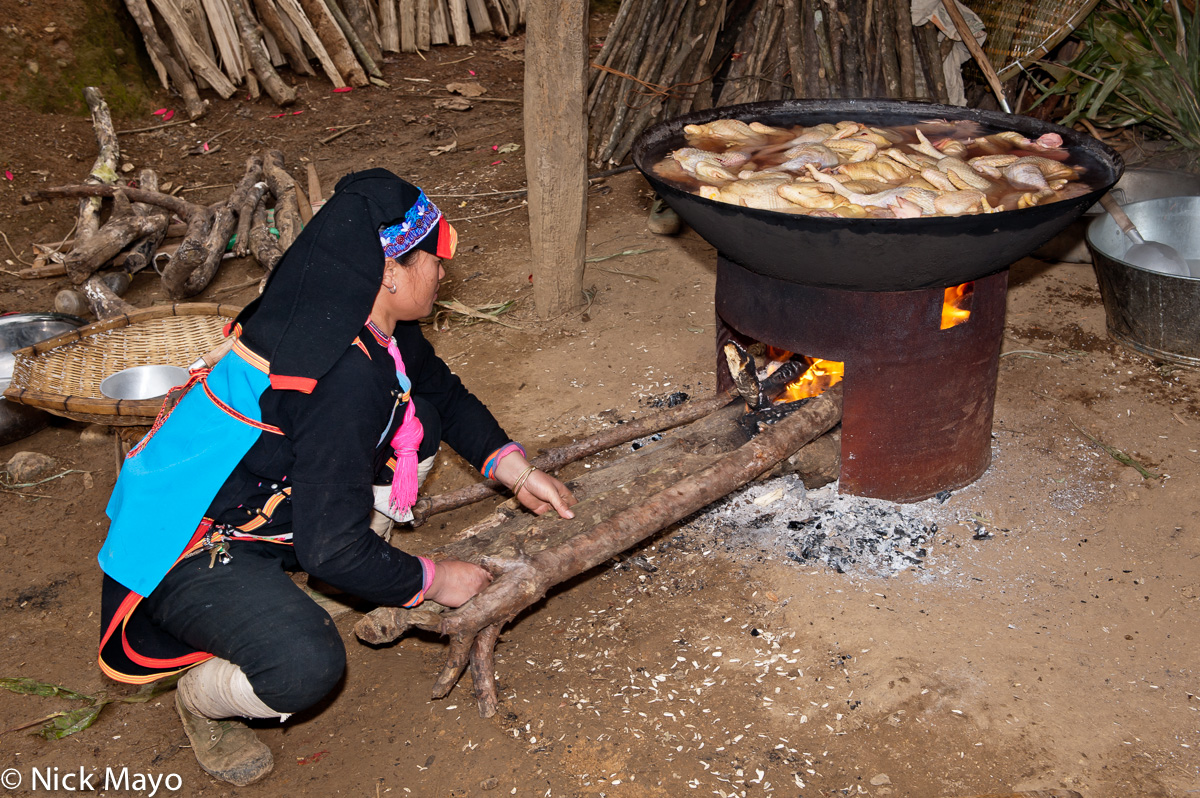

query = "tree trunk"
[524, 0, 588, 319]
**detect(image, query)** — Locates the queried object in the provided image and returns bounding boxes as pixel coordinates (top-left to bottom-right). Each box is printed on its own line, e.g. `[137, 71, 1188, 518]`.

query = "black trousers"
[140, 541, 345, 714]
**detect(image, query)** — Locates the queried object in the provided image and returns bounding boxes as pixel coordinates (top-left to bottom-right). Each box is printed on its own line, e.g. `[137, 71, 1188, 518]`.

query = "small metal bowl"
[100, 365, 190, 401]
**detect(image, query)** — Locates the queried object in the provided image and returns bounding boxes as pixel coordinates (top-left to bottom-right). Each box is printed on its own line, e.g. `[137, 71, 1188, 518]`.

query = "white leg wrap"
[178, 657, 288, 722]
[370, 453, 439, 534]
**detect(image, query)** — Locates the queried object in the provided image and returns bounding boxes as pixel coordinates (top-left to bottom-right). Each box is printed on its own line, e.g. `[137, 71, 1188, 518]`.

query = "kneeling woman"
[96, 169, 576, 786]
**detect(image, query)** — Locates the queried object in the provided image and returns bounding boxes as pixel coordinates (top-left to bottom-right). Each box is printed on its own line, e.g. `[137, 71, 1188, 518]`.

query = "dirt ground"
[1, 18, 1199, 798]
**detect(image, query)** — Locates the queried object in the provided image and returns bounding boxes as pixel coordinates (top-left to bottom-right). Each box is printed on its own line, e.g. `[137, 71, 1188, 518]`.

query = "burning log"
[355, 383, 843, 716]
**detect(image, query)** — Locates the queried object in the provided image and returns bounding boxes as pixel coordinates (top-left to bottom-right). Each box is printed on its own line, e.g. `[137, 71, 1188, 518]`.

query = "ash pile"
[683, 475, 944, 579]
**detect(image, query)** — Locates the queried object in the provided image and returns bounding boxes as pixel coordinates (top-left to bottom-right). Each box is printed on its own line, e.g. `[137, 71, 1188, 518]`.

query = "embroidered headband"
[378, 191, 457, 260]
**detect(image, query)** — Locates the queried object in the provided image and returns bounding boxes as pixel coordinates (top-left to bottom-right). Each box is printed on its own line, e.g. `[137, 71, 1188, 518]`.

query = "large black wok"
[633, 99, 1123, 291]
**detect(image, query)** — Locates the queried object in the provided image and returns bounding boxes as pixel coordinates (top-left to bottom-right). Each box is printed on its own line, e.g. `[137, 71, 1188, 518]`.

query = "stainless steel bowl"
[100, 365, 190, 401]
[1, 312, 86, 445]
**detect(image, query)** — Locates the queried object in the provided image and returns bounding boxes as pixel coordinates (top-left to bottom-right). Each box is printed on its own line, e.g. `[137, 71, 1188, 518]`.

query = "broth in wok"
[651, 117, 1098, 219]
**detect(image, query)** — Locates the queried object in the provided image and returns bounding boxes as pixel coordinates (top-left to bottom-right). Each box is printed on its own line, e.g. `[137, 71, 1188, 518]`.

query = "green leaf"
[40, 705, 106, 740]
[0, 677, 96, 704]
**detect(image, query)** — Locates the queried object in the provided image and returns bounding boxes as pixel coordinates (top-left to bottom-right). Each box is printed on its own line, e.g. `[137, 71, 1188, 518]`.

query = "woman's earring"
[386, 282, 397, 294]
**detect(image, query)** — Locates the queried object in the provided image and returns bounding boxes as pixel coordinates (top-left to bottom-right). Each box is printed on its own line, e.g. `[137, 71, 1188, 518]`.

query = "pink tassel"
[387, 338, 424, 514]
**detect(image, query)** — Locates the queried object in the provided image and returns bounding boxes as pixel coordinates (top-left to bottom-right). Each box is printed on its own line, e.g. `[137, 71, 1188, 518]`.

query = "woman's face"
[386, 250, 445, 320]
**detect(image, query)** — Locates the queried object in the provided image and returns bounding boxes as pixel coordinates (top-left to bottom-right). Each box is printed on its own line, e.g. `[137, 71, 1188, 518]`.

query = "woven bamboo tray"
[2, 303, 241, 426]
[972, 0, 1100, 81]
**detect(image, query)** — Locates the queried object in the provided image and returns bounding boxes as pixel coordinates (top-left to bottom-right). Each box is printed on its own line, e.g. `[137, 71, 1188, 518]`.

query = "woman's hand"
[494, 454, 577, 519]
[424, 559, 493, 607]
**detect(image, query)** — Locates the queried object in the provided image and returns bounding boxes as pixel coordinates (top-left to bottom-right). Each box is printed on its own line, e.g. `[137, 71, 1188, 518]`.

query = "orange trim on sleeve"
[269, 374, 319, 393]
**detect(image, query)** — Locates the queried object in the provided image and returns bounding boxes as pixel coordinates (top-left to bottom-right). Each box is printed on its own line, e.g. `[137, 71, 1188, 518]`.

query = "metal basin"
[1086, 196, 1200, 366]
[100, 365, 190, 401]
[0, 313, 85, 445]
[633, 98, 1123, 291]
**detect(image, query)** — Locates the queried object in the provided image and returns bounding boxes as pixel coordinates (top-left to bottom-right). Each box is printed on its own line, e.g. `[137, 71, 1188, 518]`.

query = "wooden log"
[798, 0, 825, 98]
[251, 0, 316, 75]
[124, 169, 171, 274]
[876, 0, 901, 98]
[176, 0, 219, 64]
[337, 0, 384, 64]
[232, 154, 266, 257]
[275, 0, 350, 86]
[160, 211, 214, 297]
[429, 0, 450, 46]
[893, 0, 916, 99]
[783, 0, 805, 96]
[357, 385, 844, 715]
[378, 0, 400, 51]
[82, 275, 140, 320]
[22, 184, 206, 224]
[839, 0, 863, 98]
[177, 205, 238, 296]
[325, 0, 384, 77]
[248, 195, 284, 273]
[399, 0, 416, 52]
[410, 389, 736, 525]
[147, 0, 238, 97]
[415, 0, 431, 49]
[824, 0, 844, 96]
[262, 149, 302, 251]
[779, 427, 840, 488]
[292, 0, 368, 85]
[525, 0, 587, 318]
[230, 0, 299, 105]
[915, 20, 949, 103]
[65, 212, 168, 285]
[465, 0, 492, 33]
[74, 87, 120, 265]
[447, 0, 471, 45]
[595, 0, 663, 164]
[200, 0, 247, 82]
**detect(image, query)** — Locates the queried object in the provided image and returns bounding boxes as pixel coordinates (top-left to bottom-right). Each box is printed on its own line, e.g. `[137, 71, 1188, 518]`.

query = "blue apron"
[99, 344, 276, 597]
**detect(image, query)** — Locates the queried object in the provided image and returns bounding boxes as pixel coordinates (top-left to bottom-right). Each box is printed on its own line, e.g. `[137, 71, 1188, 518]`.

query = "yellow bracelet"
[511, 465, 537, 497]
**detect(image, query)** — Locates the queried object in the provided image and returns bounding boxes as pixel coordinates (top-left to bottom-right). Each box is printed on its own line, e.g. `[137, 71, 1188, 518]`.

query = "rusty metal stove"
[715, 255, 1007, 502]
[631, 99, 1123, 504]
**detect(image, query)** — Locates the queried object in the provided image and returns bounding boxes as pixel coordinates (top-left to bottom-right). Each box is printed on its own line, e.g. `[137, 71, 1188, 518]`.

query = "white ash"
[682, 475, 943, 578]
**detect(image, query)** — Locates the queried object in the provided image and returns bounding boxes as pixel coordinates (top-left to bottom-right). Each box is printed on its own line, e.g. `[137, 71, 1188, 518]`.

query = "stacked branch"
[122, 0, 524, 112]
[355, 384, 843, 717]
[588, 0, 954, 166]
[20, 89, 308, 309]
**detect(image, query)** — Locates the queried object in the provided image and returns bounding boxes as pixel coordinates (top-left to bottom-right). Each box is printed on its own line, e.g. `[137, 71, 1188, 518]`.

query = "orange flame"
[763, 349, 845, 403]
[941, 282, 973, 329]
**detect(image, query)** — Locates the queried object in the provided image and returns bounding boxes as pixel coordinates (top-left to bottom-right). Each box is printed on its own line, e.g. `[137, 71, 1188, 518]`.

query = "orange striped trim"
[269, 374, 318, 393]
[202, 380, 283, 435]
[233, 339, 269, 373]
[235, 487, 292, 532]
[353, 336, 371, 359]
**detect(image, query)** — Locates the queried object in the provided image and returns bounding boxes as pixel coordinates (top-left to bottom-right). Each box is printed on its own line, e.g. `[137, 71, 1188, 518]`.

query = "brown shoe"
[647, 198, 682, 235]
[176, 691, 274, 786]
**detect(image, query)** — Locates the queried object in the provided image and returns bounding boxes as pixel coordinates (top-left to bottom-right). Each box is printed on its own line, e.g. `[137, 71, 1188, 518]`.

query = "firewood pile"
[588, 0, 959, 166]
[18, 88, 303, 319]
[123, 0, 524, 118]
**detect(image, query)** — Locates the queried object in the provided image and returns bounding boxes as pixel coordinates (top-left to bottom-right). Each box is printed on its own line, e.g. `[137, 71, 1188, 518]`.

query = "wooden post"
[523, 0, 587, 319]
